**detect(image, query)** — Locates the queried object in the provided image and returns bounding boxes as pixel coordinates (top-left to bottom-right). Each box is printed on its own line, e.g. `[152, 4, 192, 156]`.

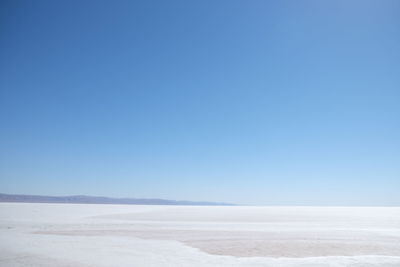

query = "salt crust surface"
[1, 203, 400, 266]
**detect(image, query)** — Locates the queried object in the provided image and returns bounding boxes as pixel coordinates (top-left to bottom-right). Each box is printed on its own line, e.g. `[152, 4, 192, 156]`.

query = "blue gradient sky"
[1, 0, 399, 205]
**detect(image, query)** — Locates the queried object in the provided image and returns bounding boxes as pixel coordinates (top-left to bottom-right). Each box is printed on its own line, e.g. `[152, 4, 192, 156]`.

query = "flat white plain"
[1, 203, 400, 267]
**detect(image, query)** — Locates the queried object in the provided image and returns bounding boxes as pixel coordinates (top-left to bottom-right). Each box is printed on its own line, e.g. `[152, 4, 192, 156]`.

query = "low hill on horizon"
[0, 193, 235, 206]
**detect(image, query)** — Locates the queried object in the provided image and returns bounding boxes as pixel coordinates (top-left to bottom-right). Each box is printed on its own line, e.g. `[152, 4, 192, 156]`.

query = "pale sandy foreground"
[1, 203, 400, 266]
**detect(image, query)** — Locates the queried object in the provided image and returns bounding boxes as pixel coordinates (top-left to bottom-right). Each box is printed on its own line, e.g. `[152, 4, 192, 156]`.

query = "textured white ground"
[1, 203, 400, 267]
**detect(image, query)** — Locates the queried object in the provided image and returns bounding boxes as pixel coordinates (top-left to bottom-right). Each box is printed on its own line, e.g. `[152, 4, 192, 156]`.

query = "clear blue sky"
[1, 0, 399, 205]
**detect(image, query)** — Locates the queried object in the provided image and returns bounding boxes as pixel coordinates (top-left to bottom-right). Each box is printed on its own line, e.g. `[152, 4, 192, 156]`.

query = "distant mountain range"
[0, 193, 235, 206]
